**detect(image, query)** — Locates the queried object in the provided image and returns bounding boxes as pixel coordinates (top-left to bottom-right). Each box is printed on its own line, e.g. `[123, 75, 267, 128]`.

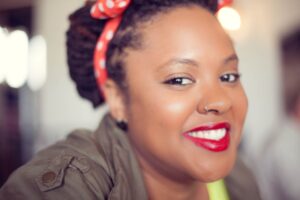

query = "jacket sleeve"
[0, 164, 45, 200]
[0, 144, 112, 200]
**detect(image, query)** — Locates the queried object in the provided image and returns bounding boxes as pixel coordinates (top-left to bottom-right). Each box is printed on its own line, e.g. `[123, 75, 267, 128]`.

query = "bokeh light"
[5, 30, 29, 88]
[217, 6, 241, 31]
[28, 36, 47, 91]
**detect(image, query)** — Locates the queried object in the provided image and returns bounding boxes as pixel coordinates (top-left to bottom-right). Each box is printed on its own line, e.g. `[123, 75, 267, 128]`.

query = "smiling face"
[105, 5, 248, 185]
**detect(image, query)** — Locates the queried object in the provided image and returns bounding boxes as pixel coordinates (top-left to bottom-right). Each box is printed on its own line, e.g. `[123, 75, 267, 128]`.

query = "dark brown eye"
[220, 73, 241, 83]
[164, 77, 193, 85]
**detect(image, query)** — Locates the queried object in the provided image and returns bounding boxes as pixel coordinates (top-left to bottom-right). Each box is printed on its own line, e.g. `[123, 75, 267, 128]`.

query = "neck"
[138, 157, 209, 200]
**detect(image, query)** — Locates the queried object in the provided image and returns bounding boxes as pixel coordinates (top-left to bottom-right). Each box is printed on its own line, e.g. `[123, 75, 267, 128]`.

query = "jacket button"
[42, 171, 56, 185]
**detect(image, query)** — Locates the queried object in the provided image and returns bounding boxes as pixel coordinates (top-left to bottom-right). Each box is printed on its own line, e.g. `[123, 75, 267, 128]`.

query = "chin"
[192, 150, 237, 183]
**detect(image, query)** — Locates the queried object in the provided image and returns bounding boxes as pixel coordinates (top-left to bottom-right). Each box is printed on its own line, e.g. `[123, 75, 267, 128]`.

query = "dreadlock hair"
[66, 0, 218, 108]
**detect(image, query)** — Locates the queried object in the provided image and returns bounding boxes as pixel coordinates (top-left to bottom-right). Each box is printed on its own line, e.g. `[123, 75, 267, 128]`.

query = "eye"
[220, 73, 241, 83]
[164, 77, 194, 86]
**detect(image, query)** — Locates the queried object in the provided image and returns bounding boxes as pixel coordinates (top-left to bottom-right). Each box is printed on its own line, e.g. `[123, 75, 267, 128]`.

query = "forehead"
[124, 6, 235, 70]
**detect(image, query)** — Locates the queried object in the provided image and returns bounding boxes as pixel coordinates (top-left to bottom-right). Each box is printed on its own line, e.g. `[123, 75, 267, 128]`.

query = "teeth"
[188, 128, 226, 141]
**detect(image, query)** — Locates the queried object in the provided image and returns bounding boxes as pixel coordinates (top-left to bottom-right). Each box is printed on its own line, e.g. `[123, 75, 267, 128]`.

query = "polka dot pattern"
[90, 0, 131, 88]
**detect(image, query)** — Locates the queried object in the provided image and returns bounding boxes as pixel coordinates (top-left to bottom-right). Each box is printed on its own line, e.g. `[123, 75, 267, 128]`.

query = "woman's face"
[121, 6, 248, 182]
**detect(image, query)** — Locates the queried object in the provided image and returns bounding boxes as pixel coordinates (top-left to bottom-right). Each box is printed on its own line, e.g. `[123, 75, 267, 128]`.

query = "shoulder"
[0, 129, 112, 200]
[225, 154, 262, 200]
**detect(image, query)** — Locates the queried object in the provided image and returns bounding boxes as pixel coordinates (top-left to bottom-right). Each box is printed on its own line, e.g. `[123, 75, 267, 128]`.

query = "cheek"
[231, 88, 248, 138]
[125, 85, 199, 162]
[128, 88, 195, 133]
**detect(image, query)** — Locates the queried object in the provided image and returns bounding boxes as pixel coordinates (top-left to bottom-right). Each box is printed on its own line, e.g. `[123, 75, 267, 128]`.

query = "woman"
[0, 0, 250, 199]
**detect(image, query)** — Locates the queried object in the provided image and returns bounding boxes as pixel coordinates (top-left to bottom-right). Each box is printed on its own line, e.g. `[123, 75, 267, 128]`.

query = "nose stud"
[204, 106, 209, 113]
[203, 105, 220, 114]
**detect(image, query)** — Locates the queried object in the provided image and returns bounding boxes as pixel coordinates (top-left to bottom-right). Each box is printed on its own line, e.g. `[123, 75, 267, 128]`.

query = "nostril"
[205, 108, 220, 114]
[202, 101, 231, 115]
[204, 106, 219, 113]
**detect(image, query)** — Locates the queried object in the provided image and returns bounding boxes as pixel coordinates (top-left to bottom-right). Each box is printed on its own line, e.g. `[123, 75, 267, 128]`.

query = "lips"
[183, 122, 231, 152]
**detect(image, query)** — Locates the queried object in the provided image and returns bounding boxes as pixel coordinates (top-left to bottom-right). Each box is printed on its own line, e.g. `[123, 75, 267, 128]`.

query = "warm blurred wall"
[32, 0, 106, 150]
[231, 0, 300, 199]
[0, 0, 32, 185]
[231, 0, 300, 158]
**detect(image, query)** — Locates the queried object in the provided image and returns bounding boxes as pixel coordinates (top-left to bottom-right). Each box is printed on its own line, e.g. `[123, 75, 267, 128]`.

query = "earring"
[116, 120, 128, 131]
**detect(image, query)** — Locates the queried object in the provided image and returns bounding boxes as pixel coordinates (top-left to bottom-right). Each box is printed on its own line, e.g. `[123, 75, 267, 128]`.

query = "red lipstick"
[183, 122, 231, 152]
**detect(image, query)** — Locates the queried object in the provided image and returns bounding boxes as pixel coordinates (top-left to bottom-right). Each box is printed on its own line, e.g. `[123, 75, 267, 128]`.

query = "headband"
[90, 0, 131, 89]
[217, 0, 233, 10]
[91, 0, 231, 90]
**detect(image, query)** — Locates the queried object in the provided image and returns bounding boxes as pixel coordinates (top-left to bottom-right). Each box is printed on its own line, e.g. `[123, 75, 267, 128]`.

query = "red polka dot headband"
[90, 0, 131, 89]
[91, 0, 231, 90]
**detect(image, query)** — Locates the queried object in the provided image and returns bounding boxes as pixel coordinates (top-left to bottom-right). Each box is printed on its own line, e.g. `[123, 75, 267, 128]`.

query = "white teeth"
[188, 128, 226, 141]
[204, 131, 210, 139]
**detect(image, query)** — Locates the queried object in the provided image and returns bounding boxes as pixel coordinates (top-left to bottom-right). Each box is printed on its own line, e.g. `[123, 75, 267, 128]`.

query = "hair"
[66, 0, 218, 108]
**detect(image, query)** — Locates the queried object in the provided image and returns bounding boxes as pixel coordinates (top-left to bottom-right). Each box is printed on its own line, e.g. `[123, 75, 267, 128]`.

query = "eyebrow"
[224, 54, 239, 65]
[158, 54, 239, 71]
[158, 58, 200, 70]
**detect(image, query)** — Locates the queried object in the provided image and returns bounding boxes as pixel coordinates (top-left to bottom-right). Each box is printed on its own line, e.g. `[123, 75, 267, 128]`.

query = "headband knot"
[91, 0, 131, 19]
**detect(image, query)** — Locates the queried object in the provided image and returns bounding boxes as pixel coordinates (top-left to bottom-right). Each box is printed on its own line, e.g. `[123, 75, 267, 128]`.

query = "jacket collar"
[94, 113, 148, 200]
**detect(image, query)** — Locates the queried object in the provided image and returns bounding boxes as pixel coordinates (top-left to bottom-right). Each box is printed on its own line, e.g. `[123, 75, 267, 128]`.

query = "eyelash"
[220, 73, 241, 83]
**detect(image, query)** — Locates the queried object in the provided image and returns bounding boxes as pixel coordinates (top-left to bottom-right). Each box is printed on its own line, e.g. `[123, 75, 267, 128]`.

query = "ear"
[101, 79, 127, 122]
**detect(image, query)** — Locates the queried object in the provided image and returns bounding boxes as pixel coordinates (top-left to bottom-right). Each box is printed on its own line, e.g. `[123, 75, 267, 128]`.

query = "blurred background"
[0, 0, 299, 199]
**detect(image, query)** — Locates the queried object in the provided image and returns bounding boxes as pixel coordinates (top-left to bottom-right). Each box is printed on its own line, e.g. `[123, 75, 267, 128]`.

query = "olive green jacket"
[0, 114, 261, 200]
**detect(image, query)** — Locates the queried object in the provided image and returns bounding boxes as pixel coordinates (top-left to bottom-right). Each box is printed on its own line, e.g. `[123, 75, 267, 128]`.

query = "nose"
[197, 86, 232, 115]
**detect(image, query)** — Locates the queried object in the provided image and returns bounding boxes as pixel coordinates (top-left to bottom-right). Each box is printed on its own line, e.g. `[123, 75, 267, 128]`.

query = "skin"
[103, 5, 248, 200]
